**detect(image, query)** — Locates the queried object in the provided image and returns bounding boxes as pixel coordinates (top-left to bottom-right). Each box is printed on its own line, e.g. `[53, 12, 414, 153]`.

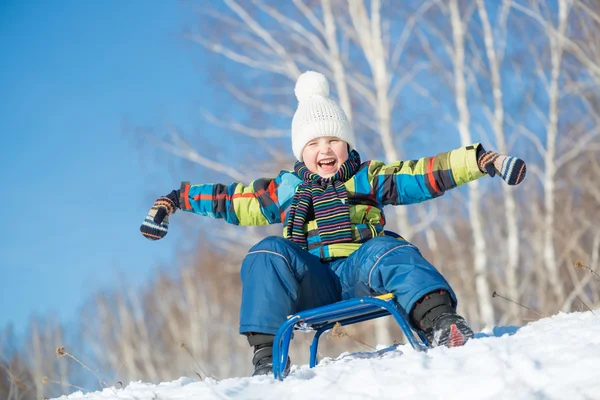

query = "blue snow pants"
[239, 235, 456, 335]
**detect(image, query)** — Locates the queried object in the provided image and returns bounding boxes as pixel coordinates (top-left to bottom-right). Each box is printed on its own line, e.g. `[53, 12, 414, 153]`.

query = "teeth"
[319, 160, 335, 166]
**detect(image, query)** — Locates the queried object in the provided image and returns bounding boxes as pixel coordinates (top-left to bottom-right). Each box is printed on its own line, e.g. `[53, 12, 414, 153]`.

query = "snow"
[53, 311, 600, 400]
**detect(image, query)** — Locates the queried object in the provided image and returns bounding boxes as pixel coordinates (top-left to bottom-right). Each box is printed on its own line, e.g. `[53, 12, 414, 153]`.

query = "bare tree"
[413, 0, 497, 326]
[448, 0, 496, 326]
[474, 0, 524, 323]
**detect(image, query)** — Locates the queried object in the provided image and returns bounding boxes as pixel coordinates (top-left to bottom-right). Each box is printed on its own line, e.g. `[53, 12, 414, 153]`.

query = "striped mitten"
[140, 190, 179, 240]
[477, 151, 527, 186]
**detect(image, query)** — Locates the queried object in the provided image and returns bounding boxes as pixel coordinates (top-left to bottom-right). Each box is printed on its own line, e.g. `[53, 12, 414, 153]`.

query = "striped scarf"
[286, 150, 362, 250]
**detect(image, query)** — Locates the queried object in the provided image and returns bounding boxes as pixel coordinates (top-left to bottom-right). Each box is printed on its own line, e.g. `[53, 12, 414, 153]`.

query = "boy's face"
[301, 137, 349, 178]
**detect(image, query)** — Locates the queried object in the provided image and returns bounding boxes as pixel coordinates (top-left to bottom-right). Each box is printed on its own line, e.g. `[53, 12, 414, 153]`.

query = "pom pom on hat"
[294, 71, 330, 102]
[291, 71, 355, 161]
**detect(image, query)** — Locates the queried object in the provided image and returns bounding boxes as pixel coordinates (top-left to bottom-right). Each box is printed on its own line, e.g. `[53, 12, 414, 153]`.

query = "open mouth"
[318, 159, 336, 168]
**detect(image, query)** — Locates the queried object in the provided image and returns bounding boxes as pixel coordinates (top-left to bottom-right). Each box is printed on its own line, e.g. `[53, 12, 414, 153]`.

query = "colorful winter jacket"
[179, 144, 485, 260]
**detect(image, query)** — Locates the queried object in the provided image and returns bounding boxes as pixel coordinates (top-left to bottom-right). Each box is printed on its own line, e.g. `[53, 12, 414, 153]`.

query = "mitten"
[477, 150, 527, 186]
[140, 190, 180, 240]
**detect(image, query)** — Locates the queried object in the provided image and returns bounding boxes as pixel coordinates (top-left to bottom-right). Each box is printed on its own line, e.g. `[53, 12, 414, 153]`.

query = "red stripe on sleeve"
[427, 157, 441, 194]
[182, 183, 191, 210]
[268, 180, 278, 205]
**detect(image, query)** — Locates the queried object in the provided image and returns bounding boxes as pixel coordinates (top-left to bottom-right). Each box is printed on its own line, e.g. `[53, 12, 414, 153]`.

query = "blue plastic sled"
[272, 293, 430, 380]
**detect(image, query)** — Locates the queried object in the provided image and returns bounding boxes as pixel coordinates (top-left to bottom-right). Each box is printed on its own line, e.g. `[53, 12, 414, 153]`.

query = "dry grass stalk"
[42, 376, 90, 393]
[574, 260, 600, 282]
[180, 343, 212, 380]
[492, 291, 549, 318]
[55, 346, 116, 394]
[111, 357, 125, 389]
[329, 322, 376, 351]
[575, 295, 595, 315]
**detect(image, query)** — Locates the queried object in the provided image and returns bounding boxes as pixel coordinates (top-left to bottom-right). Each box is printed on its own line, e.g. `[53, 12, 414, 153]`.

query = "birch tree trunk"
[449, 0, 494, 326]
[321, 0, 353, 122]
[30, 322, 43, 400]
[542, 0, 570, 305]
[346, 0, 398, 347]
[346, 0, 414, 241]
[476, 0, 521, 323]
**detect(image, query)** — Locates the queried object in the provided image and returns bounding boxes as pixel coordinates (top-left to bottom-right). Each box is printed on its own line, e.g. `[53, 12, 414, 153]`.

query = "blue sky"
[0, 0, 215, 336]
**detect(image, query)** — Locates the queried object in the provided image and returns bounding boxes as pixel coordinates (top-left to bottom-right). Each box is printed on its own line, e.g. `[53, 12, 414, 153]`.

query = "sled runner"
[272, 293, 430, 380]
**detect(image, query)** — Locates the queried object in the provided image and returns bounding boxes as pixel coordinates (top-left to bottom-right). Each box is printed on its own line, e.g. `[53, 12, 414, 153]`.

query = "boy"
[141, 71, 526, 377]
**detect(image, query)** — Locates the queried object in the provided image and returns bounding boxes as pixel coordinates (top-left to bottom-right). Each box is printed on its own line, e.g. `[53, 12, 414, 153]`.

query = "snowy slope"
[54, 311, 600, 400]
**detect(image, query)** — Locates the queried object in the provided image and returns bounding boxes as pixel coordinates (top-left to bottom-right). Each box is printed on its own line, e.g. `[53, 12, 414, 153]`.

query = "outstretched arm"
[369, 144, 525, 206]
[179, 177, 282, 226]
[140, 175, 285, 241]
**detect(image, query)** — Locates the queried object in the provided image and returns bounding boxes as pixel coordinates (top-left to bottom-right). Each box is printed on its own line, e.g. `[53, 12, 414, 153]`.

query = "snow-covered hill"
[54, 311, 600, 400]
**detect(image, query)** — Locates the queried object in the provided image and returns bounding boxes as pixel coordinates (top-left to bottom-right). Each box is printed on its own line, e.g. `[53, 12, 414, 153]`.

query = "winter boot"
[430, 312, 474, 347]
[247, 333, 290, 377]
[410, 290, 474, 348]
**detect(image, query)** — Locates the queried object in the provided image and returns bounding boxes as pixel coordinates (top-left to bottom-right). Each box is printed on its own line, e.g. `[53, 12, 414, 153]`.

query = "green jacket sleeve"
[369, 144, 485, 206]
[178, 176, 282, 226]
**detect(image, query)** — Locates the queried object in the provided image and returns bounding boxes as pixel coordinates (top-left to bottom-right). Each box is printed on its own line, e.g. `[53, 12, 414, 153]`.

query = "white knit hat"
[291, 71, 355, 161]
